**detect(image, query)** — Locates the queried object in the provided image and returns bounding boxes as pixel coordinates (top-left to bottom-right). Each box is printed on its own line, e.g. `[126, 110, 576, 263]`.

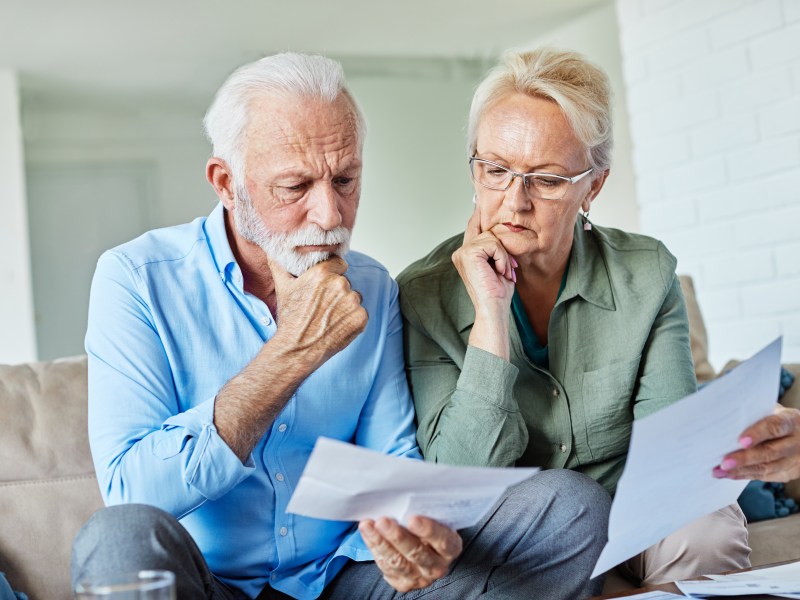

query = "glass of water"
[74, 570, 176, 599]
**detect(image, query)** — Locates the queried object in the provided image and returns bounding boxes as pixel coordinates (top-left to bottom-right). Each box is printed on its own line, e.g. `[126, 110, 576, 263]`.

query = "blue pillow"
[0, 572, 27, 600]
[738, 480, 798, 523]
[736, 367, 797, 523]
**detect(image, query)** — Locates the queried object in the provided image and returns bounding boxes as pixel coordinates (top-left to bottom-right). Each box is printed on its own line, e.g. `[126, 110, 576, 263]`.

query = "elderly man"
[71, 53, 610, 600]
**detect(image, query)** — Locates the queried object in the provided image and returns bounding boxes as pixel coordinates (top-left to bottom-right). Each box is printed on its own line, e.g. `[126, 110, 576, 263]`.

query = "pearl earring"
[583, 210, 592, 231]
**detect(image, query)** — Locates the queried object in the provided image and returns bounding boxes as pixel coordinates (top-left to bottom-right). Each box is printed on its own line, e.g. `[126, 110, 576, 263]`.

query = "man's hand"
[213, 256, 366, 462]
[269, 255, 368, 372]
[359, 516, 463, 593]
[714, 404, 800, 482]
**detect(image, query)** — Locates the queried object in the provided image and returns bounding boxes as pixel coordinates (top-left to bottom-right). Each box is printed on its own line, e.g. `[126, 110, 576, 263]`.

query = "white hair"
[203, 52, 367, 181]
[467, 47, 614, 172]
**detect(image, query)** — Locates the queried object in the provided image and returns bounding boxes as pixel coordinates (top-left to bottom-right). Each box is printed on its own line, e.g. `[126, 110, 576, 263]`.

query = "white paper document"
[677, 577, 800, 596]
[699, 560, 800, 598]
[286, 437, 539, 529]
[620, 592, 685, 599]
[591, 338, 783, 579]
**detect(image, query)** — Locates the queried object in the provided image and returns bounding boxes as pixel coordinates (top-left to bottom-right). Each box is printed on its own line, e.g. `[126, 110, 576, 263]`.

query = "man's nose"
[307, 183, 343, 230]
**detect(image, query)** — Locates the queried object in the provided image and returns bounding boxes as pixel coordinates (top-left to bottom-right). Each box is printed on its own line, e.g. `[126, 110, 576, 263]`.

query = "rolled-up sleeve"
[401, 285, 529, 468]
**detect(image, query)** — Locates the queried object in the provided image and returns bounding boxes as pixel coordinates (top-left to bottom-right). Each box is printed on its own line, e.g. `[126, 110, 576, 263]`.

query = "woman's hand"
[452, 201, 516, 359]
[714, 404, 800, 482]
[359, 516, 463, 593]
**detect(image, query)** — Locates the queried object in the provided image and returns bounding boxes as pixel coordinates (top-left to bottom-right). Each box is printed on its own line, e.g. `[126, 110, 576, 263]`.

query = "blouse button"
[559, 443, 567, 453]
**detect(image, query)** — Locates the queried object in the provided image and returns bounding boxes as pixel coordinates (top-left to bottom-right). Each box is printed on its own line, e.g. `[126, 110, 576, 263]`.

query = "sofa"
[1, 276, 799, 599]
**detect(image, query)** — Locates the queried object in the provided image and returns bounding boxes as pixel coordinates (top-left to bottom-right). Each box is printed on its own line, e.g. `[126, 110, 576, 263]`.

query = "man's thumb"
[266, 255, 295, 293]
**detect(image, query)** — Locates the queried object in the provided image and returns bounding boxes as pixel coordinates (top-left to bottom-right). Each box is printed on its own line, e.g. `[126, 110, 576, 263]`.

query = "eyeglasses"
[469, 156, 593, 201]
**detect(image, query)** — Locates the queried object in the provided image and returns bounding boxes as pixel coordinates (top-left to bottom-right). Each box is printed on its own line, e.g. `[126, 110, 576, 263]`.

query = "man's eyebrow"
[271, 168, 312, 179]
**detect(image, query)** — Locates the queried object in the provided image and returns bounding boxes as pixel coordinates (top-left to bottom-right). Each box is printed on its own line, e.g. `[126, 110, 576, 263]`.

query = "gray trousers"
[72, 469, 610, 600]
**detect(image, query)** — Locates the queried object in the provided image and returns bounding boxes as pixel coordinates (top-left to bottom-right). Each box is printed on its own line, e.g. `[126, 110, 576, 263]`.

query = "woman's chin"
[493, 228, 540, 257]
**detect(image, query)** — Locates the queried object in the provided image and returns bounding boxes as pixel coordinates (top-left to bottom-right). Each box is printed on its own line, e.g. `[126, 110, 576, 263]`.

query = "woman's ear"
[589, 169, 611, 202]
[586, 168, 610, 206]
[206, 158, 236, 210]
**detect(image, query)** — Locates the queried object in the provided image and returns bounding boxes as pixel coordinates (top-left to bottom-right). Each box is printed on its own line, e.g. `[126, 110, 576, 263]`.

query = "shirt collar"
[559, 219, 616, 311]
[204, 202, 241, 283]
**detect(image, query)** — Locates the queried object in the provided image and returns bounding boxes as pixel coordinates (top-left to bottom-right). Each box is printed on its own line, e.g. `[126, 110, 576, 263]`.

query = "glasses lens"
[528, 174, 569, 200]
[471, 160, 512, 191]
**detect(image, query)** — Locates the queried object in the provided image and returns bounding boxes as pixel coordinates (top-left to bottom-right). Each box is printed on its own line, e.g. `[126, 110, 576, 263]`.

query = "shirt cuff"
[457, 345, 520, 412]
[161, 397, 255, 501]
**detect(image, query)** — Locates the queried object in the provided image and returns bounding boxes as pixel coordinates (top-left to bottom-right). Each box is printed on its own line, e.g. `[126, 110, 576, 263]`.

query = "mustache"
[280, 225, 351, 247]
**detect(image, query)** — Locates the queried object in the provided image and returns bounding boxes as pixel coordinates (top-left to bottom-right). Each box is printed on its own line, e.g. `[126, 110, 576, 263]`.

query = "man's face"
[233, 94, 362, 276]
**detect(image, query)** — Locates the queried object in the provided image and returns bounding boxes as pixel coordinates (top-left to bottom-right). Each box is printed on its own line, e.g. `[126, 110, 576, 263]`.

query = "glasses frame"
[469, 156, 594, 200]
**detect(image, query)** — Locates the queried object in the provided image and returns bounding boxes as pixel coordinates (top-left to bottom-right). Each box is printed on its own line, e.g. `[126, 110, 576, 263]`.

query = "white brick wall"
[617, 0, 800, 368]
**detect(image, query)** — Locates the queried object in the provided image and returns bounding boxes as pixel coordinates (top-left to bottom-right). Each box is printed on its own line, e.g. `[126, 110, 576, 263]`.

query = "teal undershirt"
[510, 262, 570, 370]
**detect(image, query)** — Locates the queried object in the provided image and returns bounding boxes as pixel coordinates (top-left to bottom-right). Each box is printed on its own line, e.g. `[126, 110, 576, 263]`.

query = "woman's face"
[473, 92, 603, 261]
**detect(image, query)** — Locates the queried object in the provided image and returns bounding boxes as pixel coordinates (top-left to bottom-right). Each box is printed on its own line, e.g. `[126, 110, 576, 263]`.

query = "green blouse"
[397, 221, 697, 495]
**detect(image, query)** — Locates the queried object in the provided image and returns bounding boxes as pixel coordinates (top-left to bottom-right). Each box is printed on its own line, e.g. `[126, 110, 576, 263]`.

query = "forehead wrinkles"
[273, 120, 358, 173]
[245, 95, 360, 175]
[478, 95, 586, 168]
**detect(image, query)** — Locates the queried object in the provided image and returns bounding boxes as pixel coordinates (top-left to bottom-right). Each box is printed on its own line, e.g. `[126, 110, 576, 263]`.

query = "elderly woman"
[397, 47, 800, 586]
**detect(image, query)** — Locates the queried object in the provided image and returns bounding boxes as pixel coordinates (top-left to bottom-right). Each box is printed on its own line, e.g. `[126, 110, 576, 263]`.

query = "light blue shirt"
[86, 202, 420, 599]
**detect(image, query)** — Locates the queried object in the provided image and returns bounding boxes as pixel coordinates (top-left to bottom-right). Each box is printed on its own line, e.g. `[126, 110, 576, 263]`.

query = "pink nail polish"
[512, 269, 517, 283]
[721, 458, 737, 471]
[712, 467, 728, 478]
[512, 257, 519, 268]
[739, 436, 753, 449]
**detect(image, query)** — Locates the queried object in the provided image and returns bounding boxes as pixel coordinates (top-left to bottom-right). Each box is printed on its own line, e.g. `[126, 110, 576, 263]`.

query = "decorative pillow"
[731, 366, 799, 521]
[738, 480, 798, 523]
[0, 571, 27, 600]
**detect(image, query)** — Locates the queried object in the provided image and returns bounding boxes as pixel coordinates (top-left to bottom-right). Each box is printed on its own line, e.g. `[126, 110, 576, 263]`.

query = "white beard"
[233, 185, 351, 276]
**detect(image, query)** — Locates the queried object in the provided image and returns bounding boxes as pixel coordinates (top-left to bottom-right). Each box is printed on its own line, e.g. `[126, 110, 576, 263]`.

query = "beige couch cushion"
[0, 476, 102, 600]
[748, 512, 800, 566]
[0, 356, 104, 600]
[678, 275, 716, 383]
[0, 356, 95, 480]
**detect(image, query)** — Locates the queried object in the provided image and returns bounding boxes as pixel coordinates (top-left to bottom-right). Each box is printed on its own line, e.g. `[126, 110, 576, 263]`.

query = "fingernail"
[511, 257, 519, 268]
[739, 436, 753, 449]
[512, 269, 517, 283]
[712, 467, 729, 479]
[721, 458, 737, 471]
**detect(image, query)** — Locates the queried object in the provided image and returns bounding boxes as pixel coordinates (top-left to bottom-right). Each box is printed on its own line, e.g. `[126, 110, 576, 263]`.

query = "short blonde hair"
[467, 47, 613, 171]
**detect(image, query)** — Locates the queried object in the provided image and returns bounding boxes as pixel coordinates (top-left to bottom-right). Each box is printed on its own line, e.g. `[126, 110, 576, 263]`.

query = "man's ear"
[206, 158, 236, 210]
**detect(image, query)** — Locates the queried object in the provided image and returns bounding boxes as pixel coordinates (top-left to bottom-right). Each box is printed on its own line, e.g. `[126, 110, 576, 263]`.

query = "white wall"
[525, 2, 640, 234]
[21, 61, 484, 357]
[0, 70, 37, 364]
[348, 71, 479, 275]
[23, 97, 216, 226]
[616, 0, 800, 368]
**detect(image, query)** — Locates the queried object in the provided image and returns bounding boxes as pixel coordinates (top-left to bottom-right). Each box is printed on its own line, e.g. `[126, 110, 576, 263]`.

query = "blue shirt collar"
[204, 202, 243, 287]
